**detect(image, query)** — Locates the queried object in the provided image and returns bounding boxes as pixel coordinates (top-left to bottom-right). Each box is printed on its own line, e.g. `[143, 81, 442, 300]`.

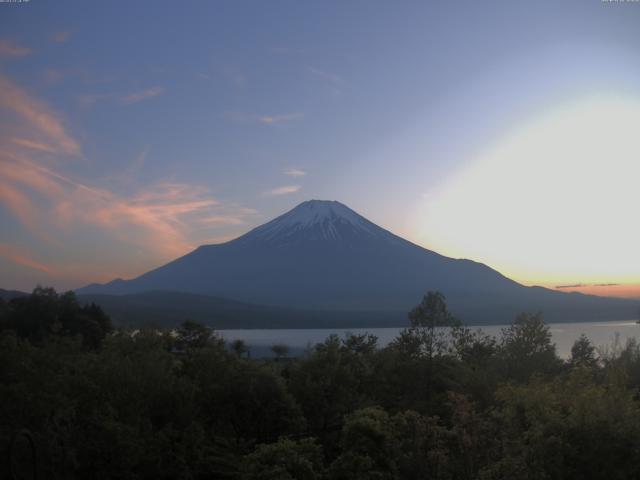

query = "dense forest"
[3, 287, 640, 479]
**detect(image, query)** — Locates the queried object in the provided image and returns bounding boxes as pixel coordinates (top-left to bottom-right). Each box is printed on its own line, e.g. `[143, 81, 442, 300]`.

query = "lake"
[219, 320, 640, 359]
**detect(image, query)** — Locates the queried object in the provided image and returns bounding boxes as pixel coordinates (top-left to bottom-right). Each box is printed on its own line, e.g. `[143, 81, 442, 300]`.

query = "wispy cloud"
[283, 168, 306, 177]
[220, 67, 247, 88]
[51, 31, 71, 44]
[0, 154, 252, 258]
[263, 185, 301, 196]
[555, 282, 620, 289]
[268, 47, 304, 55]
[120, 86, 165, 105]
[226, 111, 304, 126]
[0, 243, 54, 274]
[259, 113, 303, 125]
[44, 68, 65, 84]
[307, 66, 344, 85]
[0, 73, 256, 286]
[77, 92, 113, 108]
[0, 74, 81, 157]
[199, 215, 246, 226]
[0, 39, 31, 57]
[11, 138, 59, 154]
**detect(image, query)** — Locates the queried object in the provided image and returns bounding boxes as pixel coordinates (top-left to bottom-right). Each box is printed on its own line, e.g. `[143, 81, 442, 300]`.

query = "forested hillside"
[2, 288, 640, 479]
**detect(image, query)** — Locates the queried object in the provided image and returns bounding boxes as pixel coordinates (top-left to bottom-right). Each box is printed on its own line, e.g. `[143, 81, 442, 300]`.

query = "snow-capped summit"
[238, 200, 390, 245]
[76, 199, 637, 325]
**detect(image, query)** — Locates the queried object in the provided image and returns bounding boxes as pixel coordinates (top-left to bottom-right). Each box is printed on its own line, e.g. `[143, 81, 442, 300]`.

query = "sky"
[1, 0, 639, 298]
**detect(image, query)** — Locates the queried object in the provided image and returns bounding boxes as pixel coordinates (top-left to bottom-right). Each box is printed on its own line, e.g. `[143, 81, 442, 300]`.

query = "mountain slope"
[78, 200, 637, 325]
[77, 291, 407, 329]
[0, 288, 29, 301]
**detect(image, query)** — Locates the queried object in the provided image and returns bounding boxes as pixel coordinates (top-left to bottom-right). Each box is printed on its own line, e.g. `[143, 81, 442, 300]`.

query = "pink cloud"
[120, 86, 165, 105]
[0, 39, 31, 57]
[44, 68, 65, 84]
[11, 138, 59, 154]
[0, 243, 54, 274]
[283, 168, 306, 177]
[0, 154, 253, 260]
[0, 75, 81, 157]
[0, 180, 41, 236]
[76, 93, 112, 108]
[263, 185, 301, 196]
[0, 73, 255, 287]
[51, 31, 71, 44]
[225, 111, 304, 125]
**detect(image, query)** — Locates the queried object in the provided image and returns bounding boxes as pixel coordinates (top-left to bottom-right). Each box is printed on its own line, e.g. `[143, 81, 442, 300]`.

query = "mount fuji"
[78, 200, 636, 325]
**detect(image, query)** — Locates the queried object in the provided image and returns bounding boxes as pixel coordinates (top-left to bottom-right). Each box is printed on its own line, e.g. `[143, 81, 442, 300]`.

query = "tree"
[328, 407, 400, 480]
[271, 343, 290, 360]
[569, 334, 598, 369]
[232, 339, 249, 358]
[194, 358, 305, 445]
[342, 333, 378, 356]
[174, 320, 217, 351]
[393, 409, 455, 480]
[499, 312, 561, 382]
[2, 286, 112, 348]
[407, 291, 459, 360]
[485, 370, 640, 479]
[385, 292, 460, 414]
[450, 327, 500, 406]
[242, 438, 324, 480]
[288, 335, 375, 455]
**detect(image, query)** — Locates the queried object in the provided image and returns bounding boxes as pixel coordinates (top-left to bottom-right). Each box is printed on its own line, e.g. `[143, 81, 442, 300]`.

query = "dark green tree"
[2, 286, 112, 348]
[498, 312, 561, 383]
[407, 291, 459, 360]
[271, 343, 290, 359]
[569, 334, 598, 369]
[328, 407, 400, 480]
[232, 338, 250, 358]
[242, 438, 324, 480]
[174, 319, 218, 351]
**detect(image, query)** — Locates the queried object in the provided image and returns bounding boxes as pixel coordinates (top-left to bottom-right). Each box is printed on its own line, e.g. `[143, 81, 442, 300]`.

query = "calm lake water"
[219, 320, 640, 359]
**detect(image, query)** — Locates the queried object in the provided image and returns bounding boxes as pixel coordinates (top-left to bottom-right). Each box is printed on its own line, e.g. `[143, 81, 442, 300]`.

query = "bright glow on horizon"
[416, 94, 640, 297]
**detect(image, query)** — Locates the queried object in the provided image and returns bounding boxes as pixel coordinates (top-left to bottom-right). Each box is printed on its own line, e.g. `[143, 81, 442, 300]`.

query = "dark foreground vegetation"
[3, 288, 640, 479]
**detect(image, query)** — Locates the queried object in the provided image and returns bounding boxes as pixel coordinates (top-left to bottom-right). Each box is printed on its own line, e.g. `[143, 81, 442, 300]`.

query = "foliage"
[2, 288, 640, 479]
[498, 312, 562, 382]
[242, 438, 323, 480]
[1, 286, 112, 348]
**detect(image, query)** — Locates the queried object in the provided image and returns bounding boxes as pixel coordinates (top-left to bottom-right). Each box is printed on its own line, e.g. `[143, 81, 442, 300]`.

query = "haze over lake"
[220, 320, 640, 359]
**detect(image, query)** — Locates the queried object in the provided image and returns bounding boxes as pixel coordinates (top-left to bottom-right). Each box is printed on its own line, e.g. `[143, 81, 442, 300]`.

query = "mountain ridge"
[77, 200, 637, 325]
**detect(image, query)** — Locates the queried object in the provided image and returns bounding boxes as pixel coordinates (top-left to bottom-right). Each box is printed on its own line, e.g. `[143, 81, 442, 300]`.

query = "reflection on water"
[219, 320, 639, 359]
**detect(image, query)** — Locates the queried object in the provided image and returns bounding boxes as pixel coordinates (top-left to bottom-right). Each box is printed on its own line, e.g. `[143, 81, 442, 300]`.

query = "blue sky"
[1, 0, 640, 296]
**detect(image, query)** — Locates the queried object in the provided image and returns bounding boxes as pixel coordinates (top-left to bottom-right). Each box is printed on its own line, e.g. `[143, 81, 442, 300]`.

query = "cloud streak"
[555, 282, 620, 289]
[226, 111, 304, 125]
[263, 185, 301, 196]
[0, 73, 256, 287]
[259, 113, 303, 125]
[307, 66, 344, 85]
[0, 75, 81, 157]
[0, 153, 255, 260]
[52, 31, 71, 44]
[0, 39, 31, 57]
[120, 86, 165, 105]
[283, 168, 306, 177]
[0, 243, 54, 274]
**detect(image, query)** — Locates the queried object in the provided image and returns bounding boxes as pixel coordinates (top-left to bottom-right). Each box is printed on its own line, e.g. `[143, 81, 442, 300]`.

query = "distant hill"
[0, 288, 29, 301]
[77, 291, 404, 329]
[77, 200, 638, 326]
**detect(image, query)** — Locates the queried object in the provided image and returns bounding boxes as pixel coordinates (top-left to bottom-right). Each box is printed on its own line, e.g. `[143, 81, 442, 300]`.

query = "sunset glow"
[1, 1, 639, 297]
[417, 96, 640, 298]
